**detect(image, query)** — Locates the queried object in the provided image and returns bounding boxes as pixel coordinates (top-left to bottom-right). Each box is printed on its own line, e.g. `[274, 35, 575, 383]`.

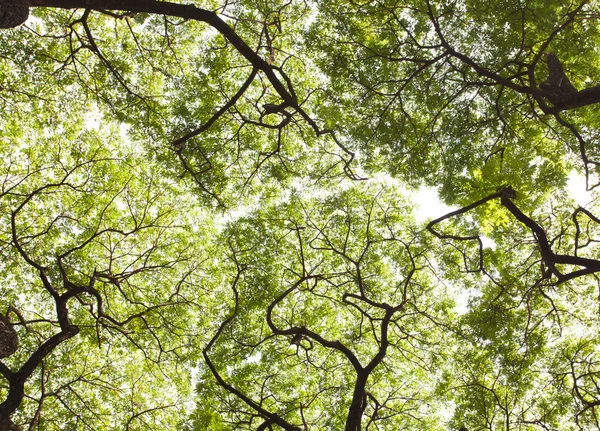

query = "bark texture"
[0, 317, 17, 359]
[540, 52, 578, 105]
[0, 0, 29, 28]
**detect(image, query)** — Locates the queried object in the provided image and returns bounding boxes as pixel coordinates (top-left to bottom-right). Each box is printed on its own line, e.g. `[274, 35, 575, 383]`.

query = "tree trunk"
[0, 0, 29, 28]
[547, 86, 600, 111]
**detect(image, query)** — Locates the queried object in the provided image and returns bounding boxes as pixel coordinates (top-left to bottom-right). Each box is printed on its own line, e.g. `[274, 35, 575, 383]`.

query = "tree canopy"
[1, 0, 600, 430]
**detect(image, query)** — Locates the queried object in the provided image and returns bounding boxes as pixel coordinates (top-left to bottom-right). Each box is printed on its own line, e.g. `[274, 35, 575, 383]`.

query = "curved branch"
[203, 268, 302, 431]
[25, 0, 359, 179]
[266, 275, 363, 371]
[429, 186, 600, 284]
[171, 67, 258, 150]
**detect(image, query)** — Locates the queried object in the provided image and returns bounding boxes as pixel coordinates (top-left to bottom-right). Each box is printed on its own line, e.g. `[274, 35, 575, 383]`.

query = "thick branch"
[429, 187, 600, 283]
[0, 325, 79, 428]
[546, 85, 600, 111]
[27, 0, 297, 107]
[203, 269, 301, 431]
[25, 0, 359, 176]
[172, 67, 258, 150]
[266, 276, 363, 371]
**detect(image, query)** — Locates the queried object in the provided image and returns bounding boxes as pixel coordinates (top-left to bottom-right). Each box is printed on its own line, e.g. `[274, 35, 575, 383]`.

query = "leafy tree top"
[1, 0, 600, 430]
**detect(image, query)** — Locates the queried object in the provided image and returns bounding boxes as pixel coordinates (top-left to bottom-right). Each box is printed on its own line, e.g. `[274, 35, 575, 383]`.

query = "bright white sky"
[414, 171, 595, 223]
[568, 171, 594, 207]
[412, 185, 455, 221]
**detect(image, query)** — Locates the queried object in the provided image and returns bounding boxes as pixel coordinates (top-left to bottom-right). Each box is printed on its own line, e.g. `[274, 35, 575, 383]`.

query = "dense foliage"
[1, 0, 600, 430]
